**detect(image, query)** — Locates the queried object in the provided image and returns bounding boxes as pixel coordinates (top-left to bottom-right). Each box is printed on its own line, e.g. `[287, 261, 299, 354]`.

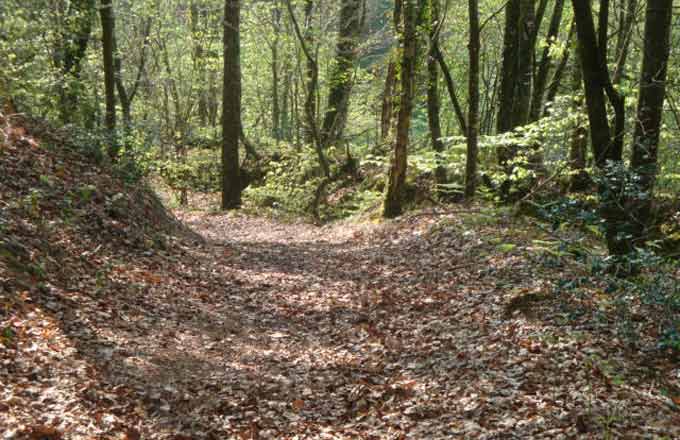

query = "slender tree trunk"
[630, 0, 673, 242]
[543, 18, 575, 116]
[529, 0, 565, 122]
[569, 55, 589, 192]
[432, 45, 467, 136]
[612, 0, 637, 85]
[114, 18, 151, 137]
[100, 0, 117, 159]
[496, 0, 521, 135]
[380, 60, 397, 143]
[284, 0, 329, 176]
[383, 0, 416, 218]
[426, 0, 446, 187]
[56, 0, 95, 124]
[281, 61, 291, 141]
[496, 0, 536, 196]
[191, 2, 209, 126]
[303, 0, 318, 147]
[222, 0, 241, 209]
[320, 0, 363, 148]
[512, 0, 534, 128]
[572, 0, 630, 257]
[465, 0, 480, 200]
[272, 2, 282, 141]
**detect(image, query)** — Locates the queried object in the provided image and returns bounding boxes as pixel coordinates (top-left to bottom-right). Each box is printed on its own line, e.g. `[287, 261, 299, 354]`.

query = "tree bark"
[426, 0, 446, 187]
[630, 0, 673, 242]
[284, 0, 330, 176]
[222, 0, 242, 209]
[432, 45, 467, 136]
[320, 0, 363, 148]
[569, 55, 589, 192]
[114, 17, 152, 135]
[572, 0, 630, 257]
[56, 0, 95, 124]
[383, 0, 417, 218]
[271, 2, 282, 141]
[380, 60, 397, 143]
[529, 0, 565, 122]
[100, 0, 117, 159]
[465, 0, 480, 200]
[612, 0, 637, 85]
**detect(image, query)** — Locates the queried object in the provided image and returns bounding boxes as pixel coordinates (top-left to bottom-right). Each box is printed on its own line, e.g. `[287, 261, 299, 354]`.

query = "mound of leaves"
[0, 115, 201, 437]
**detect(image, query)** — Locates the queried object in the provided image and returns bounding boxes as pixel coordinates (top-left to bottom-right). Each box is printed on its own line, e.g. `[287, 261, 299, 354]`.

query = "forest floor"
[2, 125, 680, 439]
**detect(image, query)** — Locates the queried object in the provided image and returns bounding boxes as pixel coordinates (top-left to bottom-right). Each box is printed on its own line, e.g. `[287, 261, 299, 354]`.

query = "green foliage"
[244, 146, 321, 215]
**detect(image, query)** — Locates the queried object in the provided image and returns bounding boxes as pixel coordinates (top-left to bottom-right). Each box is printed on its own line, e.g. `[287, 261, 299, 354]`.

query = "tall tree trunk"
[222, 0, 242, 209]
[380, 60, 397, 143]
[432, 45, 467, 136]
[281, 61, 291, 141]
[529, 0, 565, 122]
[512, 0, 535, 128]
[380, 1, 408, 145]
[426, 0, 446, 187]
[303, 0, 318, 147]
[271, 2, 282, 141]
[114, 17, 151, 136]
[569, 55, 589, 192]
[496, 0, 521, 135]
[496, 0, 536, 196]
[465, 0, 480, 200]
[383, 0, 416, 218]
[630, 0, 673, 242]
[543, 18, 574, 116]
[56, 0, 95, 124]
[284, 0, 329, 176]
[320, 0, 364, 148]
[100, 0, 117, 159]
[191, 2, 209, 126]
[612, 0, 637, 85]
[572, 0, 630, 257]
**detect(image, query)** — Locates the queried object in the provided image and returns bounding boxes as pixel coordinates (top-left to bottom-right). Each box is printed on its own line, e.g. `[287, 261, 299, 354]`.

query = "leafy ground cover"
[1, 125, 680, 439]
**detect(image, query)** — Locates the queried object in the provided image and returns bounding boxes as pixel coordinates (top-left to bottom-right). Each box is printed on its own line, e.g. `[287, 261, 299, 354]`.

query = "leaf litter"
[1, 120, 679, 439]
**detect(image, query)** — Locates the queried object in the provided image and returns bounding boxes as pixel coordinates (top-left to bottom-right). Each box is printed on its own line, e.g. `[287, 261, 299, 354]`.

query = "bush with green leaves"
[243, 146, 322, 214]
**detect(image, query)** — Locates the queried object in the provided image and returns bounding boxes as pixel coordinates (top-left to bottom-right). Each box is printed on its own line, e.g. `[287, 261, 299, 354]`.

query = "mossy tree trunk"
[383, 0, 417, 218]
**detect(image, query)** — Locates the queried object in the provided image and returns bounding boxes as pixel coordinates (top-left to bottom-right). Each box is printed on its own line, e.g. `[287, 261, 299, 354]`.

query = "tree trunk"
[303, 0, 318, 147]
[569, 55, 589, 192]
[612, 0, 637, 85]
[496, 0, 536, 196]
[284, 0, 329, 176]
[222, 0, 242, 209]
[380, 60, 397, 143]
[380, 1, 407, 145]
[100, 0, 117, 159]
[496, 0, 521, 135]
[272, 2, 282, 141]
[426, 0, 446, 187]
[191, 2, 209, 126]
[543, 18, 574, 116]
[572, 0, 630, 257]
[511, 0, 534, 128]
[630, 0, 673, 242]
[56, 0, 95, 124]
[432, 44, 467, 136]
[114, 17, 151, 137]
[320, 0, 363, 148]
[529, 0, 565, 122]
[383, 0, 416, 218]
[465, 0, 480, 200]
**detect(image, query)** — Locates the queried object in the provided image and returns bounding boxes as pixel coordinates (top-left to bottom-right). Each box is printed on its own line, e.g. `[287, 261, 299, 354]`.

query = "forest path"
[10, 207, 679, 439]
[128, 210, 675, 439]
